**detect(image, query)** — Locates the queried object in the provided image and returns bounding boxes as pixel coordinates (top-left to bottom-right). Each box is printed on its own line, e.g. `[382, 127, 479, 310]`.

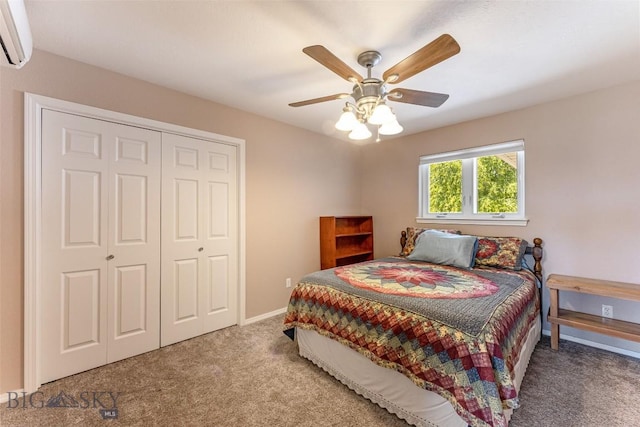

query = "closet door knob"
[198, 247, 204, 252]
[106, 254, 115, 260]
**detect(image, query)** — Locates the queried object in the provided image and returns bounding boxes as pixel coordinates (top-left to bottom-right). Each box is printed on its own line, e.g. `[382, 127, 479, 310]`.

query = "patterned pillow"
[474, 236, 528, 270]
[400, 227, 461, 256]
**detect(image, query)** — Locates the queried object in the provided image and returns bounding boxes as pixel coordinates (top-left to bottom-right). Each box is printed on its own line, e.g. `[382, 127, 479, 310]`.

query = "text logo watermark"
[6, 391, 121, 419]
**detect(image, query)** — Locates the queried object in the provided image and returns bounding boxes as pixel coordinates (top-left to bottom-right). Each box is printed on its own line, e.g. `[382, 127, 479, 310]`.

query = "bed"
[284, 228, 543, 427]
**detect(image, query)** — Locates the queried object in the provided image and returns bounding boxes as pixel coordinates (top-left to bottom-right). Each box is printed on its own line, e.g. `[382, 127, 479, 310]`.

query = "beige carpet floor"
[1, 315, 639, 426]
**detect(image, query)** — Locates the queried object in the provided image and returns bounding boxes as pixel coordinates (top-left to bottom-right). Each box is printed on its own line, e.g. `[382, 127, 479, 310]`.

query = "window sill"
[416, 217, 529, 226]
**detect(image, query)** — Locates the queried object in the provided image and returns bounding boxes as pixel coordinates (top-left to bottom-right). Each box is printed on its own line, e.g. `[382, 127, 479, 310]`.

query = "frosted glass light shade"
[348, 122, 372, 140]
[368, 103, 394, 125]
[379, 119, 403, 135]
[335, 109, 358, 131]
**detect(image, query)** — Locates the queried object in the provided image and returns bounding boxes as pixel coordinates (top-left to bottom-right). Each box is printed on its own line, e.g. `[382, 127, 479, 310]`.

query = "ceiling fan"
[289, 34, 460, 140]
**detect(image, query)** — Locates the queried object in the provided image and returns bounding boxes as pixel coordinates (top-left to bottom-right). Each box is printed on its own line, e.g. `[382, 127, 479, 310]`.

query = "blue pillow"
[407, 230, 478, 269]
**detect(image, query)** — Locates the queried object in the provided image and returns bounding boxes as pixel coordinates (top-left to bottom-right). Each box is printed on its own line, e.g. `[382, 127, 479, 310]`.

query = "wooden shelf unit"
[320, 216, 373, 269]
[546, 274, 640, 350]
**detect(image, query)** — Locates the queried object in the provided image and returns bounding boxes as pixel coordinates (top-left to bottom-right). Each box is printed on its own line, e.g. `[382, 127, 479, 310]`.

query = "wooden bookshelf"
[546, 274, 640, 350]
[320, 216, 373, 269]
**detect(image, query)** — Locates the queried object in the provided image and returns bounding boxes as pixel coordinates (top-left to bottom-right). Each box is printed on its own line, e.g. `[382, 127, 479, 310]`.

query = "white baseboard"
[242, 307, 287, 326]
[0, 388, 25, 404]
[542, 329, 640, 359]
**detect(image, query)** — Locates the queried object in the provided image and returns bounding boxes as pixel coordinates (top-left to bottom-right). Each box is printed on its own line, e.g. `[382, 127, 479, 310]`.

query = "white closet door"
[41, 110, 161, 383]
[106, 124, 161, 363]
[161, 133, 238, 346]
[201, 139, 238, 333]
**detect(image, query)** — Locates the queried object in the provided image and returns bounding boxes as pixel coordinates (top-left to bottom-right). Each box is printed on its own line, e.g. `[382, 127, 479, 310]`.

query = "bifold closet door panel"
[161, 133, 238, 346]
[201, 141, 238, 333]
[41, 110, 109, 383]
[160, 134, 203, 346]
[40, 109, 161, 383]
[106, 123, 161, 363]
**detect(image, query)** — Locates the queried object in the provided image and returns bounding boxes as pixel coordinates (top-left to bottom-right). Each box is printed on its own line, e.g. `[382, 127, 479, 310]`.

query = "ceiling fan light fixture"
[291, 35, 460, 142]
[348, 121, 372, 140]
[335, 106, 359, 131]
[378, 118, 403, 136]
[367, 102, 394, 125]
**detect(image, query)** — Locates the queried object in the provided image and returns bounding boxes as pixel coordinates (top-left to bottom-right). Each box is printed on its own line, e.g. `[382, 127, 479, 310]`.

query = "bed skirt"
[296, 314, 541, 427]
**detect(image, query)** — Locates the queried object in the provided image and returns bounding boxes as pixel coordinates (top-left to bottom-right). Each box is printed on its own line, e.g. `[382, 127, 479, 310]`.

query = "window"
[418, 140, 527, 225]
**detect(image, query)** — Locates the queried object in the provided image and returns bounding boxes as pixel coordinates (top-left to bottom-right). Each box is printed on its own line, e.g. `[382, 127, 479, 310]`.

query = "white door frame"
[24, 92, 246, 393]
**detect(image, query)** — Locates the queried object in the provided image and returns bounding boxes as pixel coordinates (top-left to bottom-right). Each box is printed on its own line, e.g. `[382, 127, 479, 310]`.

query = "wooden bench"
[546, 274, 640, 350]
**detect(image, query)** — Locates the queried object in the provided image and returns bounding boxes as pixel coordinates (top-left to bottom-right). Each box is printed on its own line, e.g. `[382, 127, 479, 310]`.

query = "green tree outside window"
[429, 160, 462, 213]
[428, 155, 517, 214]
[477, 155, 518, 213]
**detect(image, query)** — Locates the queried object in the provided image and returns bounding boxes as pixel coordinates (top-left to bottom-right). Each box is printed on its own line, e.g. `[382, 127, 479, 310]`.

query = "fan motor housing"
[352, 78, 387, 114]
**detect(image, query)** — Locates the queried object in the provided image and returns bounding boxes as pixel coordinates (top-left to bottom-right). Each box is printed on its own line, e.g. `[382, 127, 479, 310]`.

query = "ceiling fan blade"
[289, 93, 350, 107]
[303, 45, 363, 82]
[383, 34, 460, 84]
[388, 88, 449, 108]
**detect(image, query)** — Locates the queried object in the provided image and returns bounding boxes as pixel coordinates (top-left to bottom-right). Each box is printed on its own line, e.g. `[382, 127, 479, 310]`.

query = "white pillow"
[407, 230, 478, 269]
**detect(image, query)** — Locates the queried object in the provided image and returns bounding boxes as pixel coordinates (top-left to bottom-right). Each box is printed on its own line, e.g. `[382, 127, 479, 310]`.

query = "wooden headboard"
[525, 238, 543, 283]
[400, 230, 543, 282]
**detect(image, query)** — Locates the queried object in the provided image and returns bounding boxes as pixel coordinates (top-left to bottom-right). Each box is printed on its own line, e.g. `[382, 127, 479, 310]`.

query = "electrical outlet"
[602, 304, 613, 319]
[285, 277, 292, 288]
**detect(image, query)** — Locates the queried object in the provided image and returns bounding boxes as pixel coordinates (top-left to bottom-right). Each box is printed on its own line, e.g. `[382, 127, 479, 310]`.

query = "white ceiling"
[24, 0, 640, 142]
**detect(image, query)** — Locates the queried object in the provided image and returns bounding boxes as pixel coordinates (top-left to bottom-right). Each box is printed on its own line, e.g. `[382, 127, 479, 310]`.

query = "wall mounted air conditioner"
[0, 0, 32, 69]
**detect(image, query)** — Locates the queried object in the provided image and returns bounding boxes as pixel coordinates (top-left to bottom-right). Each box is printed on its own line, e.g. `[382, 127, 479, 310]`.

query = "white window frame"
[417, 140, 528, 226]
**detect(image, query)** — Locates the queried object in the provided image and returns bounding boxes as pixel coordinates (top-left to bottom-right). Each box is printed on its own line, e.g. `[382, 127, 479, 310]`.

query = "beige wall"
[361, 79, 640, 353]
[0, 50, 362, 393]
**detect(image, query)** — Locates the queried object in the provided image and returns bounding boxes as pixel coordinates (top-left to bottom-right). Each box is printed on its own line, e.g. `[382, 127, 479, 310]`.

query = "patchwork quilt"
[283, 257, 540, 427]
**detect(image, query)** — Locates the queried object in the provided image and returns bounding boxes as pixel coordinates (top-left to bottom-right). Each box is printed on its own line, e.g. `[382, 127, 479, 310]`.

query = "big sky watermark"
[6, 391, 121, 419]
